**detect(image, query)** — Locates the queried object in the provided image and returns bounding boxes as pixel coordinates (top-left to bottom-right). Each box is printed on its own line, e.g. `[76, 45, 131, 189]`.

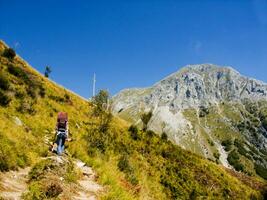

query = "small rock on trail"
[0, 167, 30, 200]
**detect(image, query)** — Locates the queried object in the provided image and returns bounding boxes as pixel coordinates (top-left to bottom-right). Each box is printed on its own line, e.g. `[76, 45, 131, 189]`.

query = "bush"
[64, 93, 70, 101]
[161, 132, 168, 141]
[141, 111, 153, 130]
[0, 133, 17, 171]
[22, 182, 45, 200]
[29, 160, 55, 181]
[146, 130, 156, 138]
[45, 181, 63, 198]
[118, 154, 131, 172]
[213, 152, 220, 160]
[92, 90, 109, 115]
[2, 48, 16, 59]
[27, 86, 37, 99]
[0, 90, 11, 106]
[199, 106, 209, 117]
[0, 74, 10, 90]
[86, 128, 108, 154]
[222, 139, 232, 152]
[38, 85, 46, 98]
[255, 164, 267, 180]
[117, 154, 139, 185]
[227, 150, 244, 172]
[15, 90, 25, 99]
[17, 100, 36, 114]
[208, 139, 214, 146]
[98, 112, 113, 133]
[48, 95, 65, 103]
[7, 65, 40, 90]
[128, 125, 140, 140]
[7, 65, 28, 80]
[234, 140, 248, 157]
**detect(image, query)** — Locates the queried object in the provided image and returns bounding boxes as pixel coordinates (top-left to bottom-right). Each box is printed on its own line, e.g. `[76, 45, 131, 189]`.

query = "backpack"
[57, 112, 68, 130]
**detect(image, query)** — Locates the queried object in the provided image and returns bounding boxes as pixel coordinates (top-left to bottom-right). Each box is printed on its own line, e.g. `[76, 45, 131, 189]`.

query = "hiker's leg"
[61, 137, 66, 152]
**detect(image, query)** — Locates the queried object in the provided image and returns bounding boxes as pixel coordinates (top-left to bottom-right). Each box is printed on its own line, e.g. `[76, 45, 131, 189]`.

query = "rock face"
[113, 64, 267, 113]
[112, 64, 267, 171]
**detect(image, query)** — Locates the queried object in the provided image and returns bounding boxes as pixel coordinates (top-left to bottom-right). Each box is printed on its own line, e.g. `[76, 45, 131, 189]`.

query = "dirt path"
[0, 167, 30, 200]
[73, 160, 103, 200]
[0, 135, 103, 200]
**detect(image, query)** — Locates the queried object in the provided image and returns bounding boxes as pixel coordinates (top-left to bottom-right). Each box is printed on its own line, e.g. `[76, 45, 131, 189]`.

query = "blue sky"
[1, 0, 267, 98]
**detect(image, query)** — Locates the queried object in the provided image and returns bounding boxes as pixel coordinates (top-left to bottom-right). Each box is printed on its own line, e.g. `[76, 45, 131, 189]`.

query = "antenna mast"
[93, 73, 96, 97]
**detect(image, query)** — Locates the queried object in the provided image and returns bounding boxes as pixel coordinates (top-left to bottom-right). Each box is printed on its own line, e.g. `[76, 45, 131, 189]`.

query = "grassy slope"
[182, 101, 267, 180]
[0, 40, 266, 199]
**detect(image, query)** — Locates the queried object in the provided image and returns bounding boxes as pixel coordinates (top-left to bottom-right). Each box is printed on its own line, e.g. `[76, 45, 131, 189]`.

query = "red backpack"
[57, 112, 68, 130]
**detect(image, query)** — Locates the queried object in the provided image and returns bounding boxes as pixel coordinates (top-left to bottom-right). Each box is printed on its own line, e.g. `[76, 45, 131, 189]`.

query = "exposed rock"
[13, 117, 23, 126]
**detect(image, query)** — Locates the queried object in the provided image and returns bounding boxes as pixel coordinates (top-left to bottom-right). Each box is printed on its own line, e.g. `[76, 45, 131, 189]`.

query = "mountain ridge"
[112, 63, 267, 178]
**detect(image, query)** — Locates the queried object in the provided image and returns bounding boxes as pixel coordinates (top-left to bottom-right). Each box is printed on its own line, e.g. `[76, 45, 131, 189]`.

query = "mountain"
[0, 41, 267, 200]
[112, 64, 267, 177]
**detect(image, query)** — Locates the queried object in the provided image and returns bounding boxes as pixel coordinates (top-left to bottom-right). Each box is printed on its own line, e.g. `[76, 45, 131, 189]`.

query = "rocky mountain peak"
[111, 64, 267, 169]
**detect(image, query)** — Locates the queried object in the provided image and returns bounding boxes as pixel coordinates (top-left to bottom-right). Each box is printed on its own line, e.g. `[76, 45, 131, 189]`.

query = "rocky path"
[0, 157, 103, 200]
[73, 160, 103, 200]
[0, 167, 30, 200]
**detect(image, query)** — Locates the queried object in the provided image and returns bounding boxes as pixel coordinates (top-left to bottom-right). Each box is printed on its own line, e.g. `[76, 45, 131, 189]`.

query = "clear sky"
[1, 0, 267, 98]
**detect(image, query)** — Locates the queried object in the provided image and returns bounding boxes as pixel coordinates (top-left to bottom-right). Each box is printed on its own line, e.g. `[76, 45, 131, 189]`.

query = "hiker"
[52, 112, 69, 155]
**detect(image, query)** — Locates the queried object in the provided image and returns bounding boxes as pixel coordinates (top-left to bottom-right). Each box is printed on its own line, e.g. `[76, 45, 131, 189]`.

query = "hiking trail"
[0, 146, 103, 200]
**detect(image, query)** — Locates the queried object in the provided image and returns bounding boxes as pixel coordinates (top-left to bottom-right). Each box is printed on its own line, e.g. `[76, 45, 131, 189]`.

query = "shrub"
[48, 95, 65, 103]
[118, 154, 131, 172]
[64, 93, 70, 101]
[15, 90, 25, 99]
[128, 125, 140, 140]
[141, 111, 152, 130]
[199, 106, 209, 117]
[38, 85, 46, 97]
[0, 133, 17, 171]
[255, 164, 267, 180]
[86, 128, 108, 153]
[262, 118, 267, 130]
[17, 100, 36, 114]
[7, 65, 40, 90]
[227, 150, 244, 172]
[208, 139, 214, 146]
[161, 132, 168, 141]
[2, 48, 16, 59]
[7, 65, 28, 80]
[0, 74, 10, 90]
[117, 154, 139, 185]
[126, 172, 139, 186]
[234, 140, 248, 157]
[27, 86, 37, 99]
[29, 159, 55, 181]
[22, 182, 45, 200]
[98, 112, 113, 133]
[0, 90, 11, 106]
[213, 152, 220, 160]
[222, 139, 232, 152]
[44, 181, 63, 198]
[146, 130, 156, 138]
[92, 90, 109, 115]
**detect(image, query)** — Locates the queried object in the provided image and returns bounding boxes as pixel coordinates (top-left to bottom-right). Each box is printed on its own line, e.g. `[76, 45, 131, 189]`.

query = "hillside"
[0, 40, 266, 199]
[112, 64, 267, 179]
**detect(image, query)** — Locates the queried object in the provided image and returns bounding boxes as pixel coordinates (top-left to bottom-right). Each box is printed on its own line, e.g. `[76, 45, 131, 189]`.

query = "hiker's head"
[57, 112, 68, 122]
